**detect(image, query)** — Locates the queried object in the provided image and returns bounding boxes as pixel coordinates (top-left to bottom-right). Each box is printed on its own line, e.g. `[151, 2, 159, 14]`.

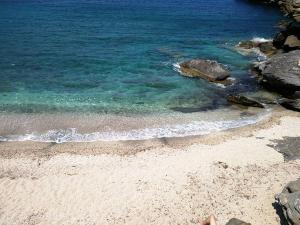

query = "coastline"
[0, 107, 298, 158]
[1, 108, 300, 225]
[0, 1, 300, 225]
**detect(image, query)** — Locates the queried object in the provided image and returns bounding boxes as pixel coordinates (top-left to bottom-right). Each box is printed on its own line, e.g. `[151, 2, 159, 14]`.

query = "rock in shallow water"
[237, 40, 277, 56]
[227, 94, 265, 108]
[179, 59, 231, 84]
[253, 50, 300, 94]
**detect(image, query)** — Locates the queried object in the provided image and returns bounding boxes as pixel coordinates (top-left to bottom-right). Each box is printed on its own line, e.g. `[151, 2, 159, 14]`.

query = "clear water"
[0, 0, 282, 141]
[0, 0, 282, 114]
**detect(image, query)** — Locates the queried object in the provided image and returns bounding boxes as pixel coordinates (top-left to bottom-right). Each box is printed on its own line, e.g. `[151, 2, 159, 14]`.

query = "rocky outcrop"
[253, 50, 300, 94]
[237, 40, 277, 56]
[179, 59, 231, 84]
[275, 178, 300, 225]
[227, 94, 265, 108]
[273, 22, 300, 50]
[279, 0, 300, 22]
[278, 98, 300, 111]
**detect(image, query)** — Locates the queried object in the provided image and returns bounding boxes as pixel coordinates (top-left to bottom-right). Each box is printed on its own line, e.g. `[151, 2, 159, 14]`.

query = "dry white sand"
[0, 116, 300, 225]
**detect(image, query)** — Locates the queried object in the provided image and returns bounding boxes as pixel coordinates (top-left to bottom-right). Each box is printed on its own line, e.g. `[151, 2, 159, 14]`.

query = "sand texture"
[0, 115, 300, 225]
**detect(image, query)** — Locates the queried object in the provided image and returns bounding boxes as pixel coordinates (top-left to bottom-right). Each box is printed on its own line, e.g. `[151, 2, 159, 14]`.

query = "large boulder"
[276, 178, 300, 225]
[253, 50, 300, 94]
[179, 59, 231, 84]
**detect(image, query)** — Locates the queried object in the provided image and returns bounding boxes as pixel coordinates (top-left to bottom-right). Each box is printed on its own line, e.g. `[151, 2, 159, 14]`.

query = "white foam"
[0, 110, 271, 143]
[251, 37, 272, 43]
[236, 46, 267, 61]
[172, 62, 182, 74]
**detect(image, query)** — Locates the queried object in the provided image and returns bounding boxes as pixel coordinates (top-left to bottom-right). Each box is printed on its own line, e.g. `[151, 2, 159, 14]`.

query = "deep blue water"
[0, 0, 282, 114]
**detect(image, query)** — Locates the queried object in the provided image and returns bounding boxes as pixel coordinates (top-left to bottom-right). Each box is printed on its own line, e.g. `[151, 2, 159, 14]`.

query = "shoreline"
[1, 108, 300, 225]
[0, 105, 268, 143]
[0, 107, 299, 159]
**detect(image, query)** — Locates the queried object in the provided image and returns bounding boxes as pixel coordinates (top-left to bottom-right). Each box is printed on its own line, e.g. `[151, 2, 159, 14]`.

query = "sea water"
[0, 0, 282, 142]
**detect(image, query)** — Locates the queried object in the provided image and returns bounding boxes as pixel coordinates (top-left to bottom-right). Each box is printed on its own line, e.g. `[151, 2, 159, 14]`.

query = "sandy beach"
[0, 109, 300, 225]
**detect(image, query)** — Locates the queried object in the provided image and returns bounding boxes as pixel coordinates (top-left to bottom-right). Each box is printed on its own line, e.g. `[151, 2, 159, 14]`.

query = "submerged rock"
[227, 94, 265, 108]
[278, 98, 300, 111]
[179, 59, 231, 84]
[244, 90, 280, 104]
[276, 178, 300, 225]
[253, 50, 300, 94]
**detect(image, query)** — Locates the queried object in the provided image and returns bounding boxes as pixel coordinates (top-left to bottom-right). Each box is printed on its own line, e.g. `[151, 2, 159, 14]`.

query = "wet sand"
[0, 109, 300, 225]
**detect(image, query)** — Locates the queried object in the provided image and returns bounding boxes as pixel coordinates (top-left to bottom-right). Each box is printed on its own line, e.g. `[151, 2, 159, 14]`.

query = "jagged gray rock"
[253, 50, 300, 94]
[276, 179, 300, 225]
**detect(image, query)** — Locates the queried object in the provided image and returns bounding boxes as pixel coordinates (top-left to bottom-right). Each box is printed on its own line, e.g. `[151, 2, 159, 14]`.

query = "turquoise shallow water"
[0, 0, 282, 114]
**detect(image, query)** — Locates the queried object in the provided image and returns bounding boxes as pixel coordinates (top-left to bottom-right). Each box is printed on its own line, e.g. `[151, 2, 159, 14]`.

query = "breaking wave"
[0, 110, 271, 143]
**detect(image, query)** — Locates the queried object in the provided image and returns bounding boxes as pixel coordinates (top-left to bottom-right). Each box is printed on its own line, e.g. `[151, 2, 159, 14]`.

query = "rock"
[237, 40, 277, 56]
[277, 20, 291, 29]
[278, 98, 300, 111]
[286, 22, 300, 38]
[273, 32, 288, 49]
[237, 40, 257, 49]
[282, 178, 300, 193]
[225, 218, 251, 225]
[271, 136, 300, 160]
[284, 35, 300, 50]
[227, 94, 265, 108]
[244, 90, 281, 104]
[276, 178, 300, 225]
[179, 59, 231, 84]
[273, 22, 300, 50]
[280, 0, 300, 21]
[259, 41, 278, 56]
[253, 50, 300, 94]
